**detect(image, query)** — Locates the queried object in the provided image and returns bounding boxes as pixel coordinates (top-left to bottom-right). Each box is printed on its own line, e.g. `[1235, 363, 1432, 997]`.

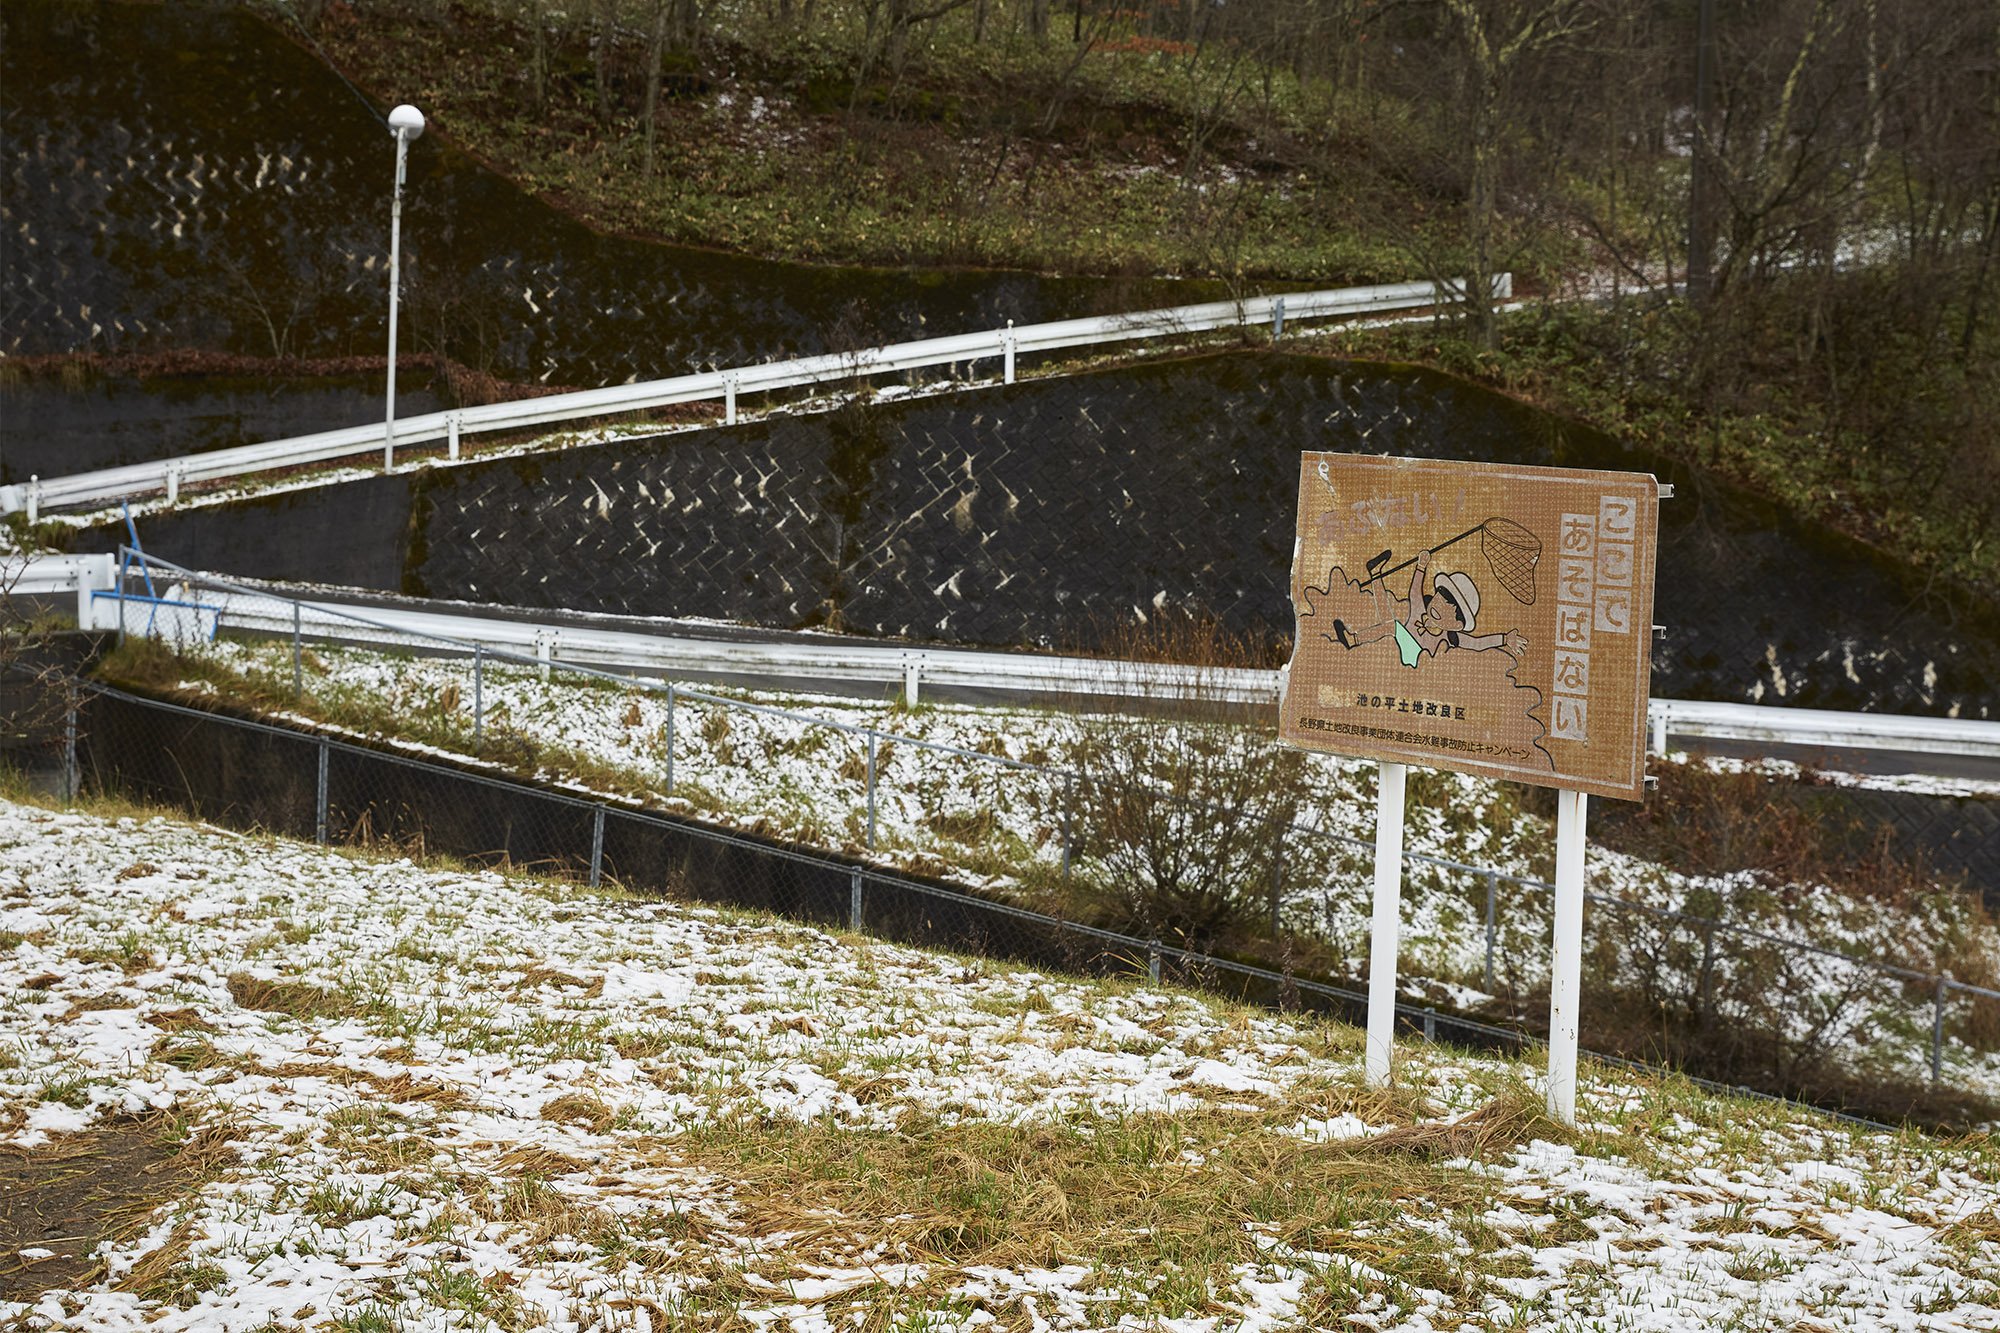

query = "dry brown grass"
[264, 1061, 474, 1110]
[110, 1219, 199, 1298]
[636, 1098, 1511, 1310]
[143, 1008, 215, 1034]
[541, 1093, 617, 1133]
[225, 972, 354, 1020]
[493, 1145, 593, 1178]
[1358, 1090, 1565, 1161]
[513, 965, 605, 996]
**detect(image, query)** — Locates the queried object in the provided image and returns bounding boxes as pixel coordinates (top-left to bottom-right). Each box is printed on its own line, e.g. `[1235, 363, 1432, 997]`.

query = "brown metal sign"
[1282, 453, 1660, 801]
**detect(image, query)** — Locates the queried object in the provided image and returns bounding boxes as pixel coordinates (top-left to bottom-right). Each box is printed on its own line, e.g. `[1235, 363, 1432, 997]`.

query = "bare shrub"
[1068, 613, 1305, 948]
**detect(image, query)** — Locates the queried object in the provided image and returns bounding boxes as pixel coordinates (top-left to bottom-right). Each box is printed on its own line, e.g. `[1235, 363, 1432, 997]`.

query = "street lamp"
[384, 103, 425, 470]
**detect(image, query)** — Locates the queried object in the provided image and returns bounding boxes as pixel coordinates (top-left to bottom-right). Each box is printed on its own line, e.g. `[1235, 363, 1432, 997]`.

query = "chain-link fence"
[25, 549, 2000, 1123]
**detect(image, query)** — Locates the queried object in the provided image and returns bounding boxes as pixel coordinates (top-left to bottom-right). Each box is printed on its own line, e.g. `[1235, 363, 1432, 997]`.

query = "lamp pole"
[384, 103, 426, 471]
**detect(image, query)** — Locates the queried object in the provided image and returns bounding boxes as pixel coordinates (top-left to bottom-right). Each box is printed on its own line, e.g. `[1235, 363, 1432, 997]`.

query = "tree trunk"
[643, 4, 669, 175]
[594, 3, 613, 128]
[527, 0, 548, 113]
[1465, 88, 1499, 350]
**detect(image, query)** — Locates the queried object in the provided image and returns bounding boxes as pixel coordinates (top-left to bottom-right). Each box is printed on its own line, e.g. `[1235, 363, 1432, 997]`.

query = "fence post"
[472, 648, 484, 753]
[1931, 976, 1948, 1088]
[62, 701, 78, 806]
[865, 731, 879, 849]
[849, 871, 863, 932]
[292, 600, 303, 697]
[315, 740, 329, 844]
[1483, 870, 1499, 992]
[589, 806, 605, 889]
[116, 567, 126, 648]
[664, 685, 676, 796]
[1061, 774, 1074, 881]
[1269, 832, 1284, 937]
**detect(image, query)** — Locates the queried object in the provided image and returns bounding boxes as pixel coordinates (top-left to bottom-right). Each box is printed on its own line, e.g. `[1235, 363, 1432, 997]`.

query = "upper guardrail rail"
[0, 277, 1507, 520]
[20, 551, 1994, 762]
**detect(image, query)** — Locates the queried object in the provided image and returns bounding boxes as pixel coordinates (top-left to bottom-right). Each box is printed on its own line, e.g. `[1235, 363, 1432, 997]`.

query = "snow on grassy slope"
[3, 797, 1997, 1331]
[161, 638, 2000, 1097]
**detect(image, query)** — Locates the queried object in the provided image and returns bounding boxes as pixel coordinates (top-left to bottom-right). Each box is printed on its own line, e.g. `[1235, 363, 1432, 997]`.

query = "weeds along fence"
[60, 555, 2000, 1113]
[42, 676, 1534, 1046]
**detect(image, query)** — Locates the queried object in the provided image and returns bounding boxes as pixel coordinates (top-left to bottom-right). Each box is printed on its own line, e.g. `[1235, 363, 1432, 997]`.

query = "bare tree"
[1436, 0, 1596, 347]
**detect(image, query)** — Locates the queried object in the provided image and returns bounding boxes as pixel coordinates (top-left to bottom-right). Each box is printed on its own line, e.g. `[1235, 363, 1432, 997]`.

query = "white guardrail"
[13, 554, 1999, 763]
[0, 277, 1503, 520]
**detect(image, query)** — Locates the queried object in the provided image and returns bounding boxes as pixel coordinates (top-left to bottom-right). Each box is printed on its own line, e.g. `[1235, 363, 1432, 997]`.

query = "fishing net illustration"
[1475, 518, 1541, 605]
[1372, 516, 1542, 605]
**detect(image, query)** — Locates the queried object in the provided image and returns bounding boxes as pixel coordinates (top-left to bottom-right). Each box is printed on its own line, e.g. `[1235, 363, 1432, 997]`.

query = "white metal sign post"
[1547, 788, 1589, 1122]
[1363, 760, 1407, 1087]
[1283, 454, 1659, 1125]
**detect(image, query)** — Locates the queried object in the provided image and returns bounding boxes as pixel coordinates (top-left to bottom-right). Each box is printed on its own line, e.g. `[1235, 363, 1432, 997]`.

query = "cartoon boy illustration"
[1328, 549, 1527, 666]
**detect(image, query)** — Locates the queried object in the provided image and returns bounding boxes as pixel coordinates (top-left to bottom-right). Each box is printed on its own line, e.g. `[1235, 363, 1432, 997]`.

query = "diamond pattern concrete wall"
[109, 353, 2000, 719]
[390, 353, 2000, 717]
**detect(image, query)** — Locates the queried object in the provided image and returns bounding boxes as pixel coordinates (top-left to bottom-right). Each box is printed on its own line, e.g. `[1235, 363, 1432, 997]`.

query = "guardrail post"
[25, 476, 38, 526]
[724, 373, 738, 425]
[664, 685, 676, 795]
[315, 740, 329, 844]
[849, 871, 863, 932]
[447, 412, 461, 461]
[1002, 321, 1016, 384]
[1148, 939, 1161, 985]
[589, 806, 605, 888]
[536, 634, 553, 683]
[865, 731, 879, 848]
[1483, 870, 1499, 992]
[1272, 296, 1286, 341]
[1423, 1007, 1437, 1043]
[903, 659, 920, 709]
[292, 600, 304, 697]
[1650, 706, 1668, 757]
[472, 648, 484, 753]
[1931, 976, 1948, 1087]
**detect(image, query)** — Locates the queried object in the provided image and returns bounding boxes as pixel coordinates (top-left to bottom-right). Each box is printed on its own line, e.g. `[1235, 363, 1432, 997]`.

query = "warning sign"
[1282, 453, 1660, 800]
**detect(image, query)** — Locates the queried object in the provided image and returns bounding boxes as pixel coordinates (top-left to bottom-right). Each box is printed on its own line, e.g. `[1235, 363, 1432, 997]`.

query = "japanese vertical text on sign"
[1281, 453, 1660, 800]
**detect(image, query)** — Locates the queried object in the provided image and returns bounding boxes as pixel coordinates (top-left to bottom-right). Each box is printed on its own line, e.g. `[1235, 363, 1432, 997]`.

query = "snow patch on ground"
[2, 799, 1996, 1330]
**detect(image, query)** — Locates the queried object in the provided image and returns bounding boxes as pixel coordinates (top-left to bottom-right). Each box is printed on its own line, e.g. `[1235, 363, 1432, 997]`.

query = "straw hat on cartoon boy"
[1431, 570, 1480, 634]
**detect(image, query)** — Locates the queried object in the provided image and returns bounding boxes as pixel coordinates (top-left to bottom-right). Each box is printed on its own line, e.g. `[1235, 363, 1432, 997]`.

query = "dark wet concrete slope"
[95, 353, 2000, 719]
